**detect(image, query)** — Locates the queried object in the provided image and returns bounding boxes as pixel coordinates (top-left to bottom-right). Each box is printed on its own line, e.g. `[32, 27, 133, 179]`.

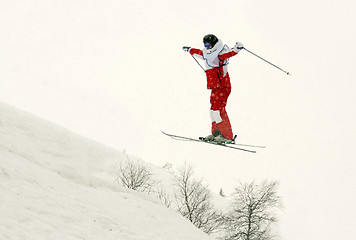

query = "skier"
[183, 34, 243, 143]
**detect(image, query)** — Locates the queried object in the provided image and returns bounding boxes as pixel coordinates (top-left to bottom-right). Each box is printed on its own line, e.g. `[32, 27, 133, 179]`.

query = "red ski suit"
[189, 40, 239, 140]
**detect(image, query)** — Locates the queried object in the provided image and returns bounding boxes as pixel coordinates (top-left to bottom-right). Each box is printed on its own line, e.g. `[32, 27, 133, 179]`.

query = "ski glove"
[182, 46, 191, 52]
[234, 42, 244, 53]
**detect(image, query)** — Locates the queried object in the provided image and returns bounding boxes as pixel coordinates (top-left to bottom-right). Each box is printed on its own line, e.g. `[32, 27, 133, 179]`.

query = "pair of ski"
[161, 131, 265, 153]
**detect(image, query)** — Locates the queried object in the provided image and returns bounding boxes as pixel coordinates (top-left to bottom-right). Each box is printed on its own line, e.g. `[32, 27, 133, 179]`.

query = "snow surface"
[1, 0, 356, 240]
[0, 101, 213, 240]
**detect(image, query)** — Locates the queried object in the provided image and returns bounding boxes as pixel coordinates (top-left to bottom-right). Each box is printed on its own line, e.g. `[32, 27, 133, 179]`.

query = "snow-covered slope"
[0, 101, 212, 240]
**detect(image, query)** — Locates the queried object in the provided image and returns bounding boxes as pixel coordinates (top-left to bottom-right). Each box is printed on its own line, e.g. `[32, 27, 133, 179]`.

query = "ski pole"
[243, 47, 291, 76]
[191, 54, 206, 72]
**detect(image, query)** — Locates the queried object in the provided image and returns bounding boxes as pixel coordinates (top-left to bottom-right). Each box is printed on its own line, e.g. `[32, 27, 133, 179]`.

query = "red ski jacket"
[189, 40, 239, 89]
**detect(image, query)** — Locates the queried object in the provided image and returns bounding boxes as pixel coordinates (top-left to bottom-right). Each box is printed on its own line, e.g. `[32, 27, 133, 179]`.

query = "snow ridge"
[0, 102, 211, 240]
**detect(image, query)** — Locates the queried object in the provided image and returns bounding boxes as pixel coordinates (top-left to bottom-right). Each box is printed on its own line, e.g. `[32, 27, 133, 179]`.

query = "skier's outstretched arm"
[183, 46, 204, 60]
[219, 42, 244, 60]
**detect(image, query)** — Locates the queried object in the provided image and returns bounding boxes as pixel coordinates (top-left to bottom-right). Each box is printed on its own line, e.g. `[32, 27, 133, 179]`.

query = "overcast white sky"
[1, 0, 356, 239]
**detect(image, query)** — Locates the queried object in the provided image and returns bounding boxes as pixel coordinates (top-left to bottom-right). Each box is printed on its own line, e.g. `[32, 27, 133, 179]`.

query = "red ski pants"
[210, 88, 234, 140]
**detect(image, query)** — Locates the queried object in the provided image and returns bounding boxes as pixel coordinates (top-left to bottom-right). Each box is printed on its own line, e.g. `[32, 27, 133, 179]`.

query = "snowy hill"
[0, 102, 212, 240]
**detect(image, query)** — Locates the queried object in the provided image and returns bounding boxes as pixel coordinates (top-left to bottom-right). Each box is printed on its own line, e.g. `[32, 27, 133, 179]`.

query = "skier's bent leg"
[210, 88, 234, 140]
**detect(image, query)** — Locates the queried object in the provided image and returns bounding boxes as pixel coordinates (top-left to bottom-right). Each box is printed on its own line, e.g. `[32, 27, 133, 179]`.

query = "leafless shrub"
[153, 183, 172, 208]
[173, 163, 224, 234]
[222, 180, 282, 240]
[117, 156, 155, 193]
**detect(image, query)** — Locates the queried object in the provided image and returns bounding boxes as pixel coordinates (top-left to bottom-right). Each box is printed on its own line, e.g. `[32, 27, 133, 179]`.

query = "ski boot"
[212, 131, 236, 144]
[200, 130, 221, 142]
[200, 134, 215, 142]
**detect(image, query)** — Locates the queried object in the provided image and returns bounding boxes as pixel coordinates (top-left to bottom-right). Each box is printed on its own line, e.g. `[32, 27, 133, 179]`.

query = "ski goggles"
[204, 42, 211, 48]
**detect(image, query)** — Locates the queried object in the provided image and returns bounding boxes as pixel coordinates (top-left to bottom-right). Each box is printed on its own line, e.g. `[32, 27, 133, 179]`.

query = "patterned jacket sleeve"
[219, 49, 238, 60]
[189, 48, 204, 60]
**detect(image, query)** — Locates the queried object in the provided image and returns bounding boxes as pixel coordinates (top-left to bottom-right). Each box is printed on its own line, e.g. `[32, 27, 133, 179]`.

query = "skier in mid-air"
[183, 34, 244, 143]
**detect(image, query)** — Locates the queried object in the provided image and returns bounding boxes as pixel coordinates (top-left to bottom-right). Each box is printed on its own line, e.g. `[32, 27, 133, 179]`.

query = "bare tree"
[223, 180, 282, 240]
[117, 157, 155, 193]
[173, 163, 223, 234]
[153, 183, 172, 208]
